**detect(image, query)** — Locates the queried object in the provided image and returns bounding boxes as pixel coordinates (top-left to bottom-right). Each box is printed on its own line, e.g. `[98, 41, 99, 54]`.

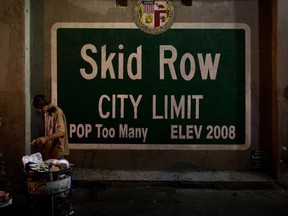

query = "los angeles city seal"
[133, 0, 176, 34]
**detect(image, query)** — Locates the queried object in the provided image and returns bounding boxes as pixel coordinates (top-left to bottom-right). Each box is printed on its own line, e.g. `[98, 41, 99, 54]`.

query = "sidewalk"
[71, 184, 288, 216]
[1, 171, 288, 216]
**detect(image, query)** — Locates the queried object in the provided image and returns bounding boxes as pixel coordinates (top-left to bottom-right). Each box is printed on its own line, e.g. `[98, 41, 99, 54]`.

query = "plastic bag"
[22, 152, 43, 166]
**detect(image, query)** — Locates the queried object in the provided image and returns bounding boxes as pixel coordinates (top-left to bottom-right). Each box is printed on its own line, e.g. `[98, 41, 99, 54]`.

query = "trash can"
[24, 167, 73, 216]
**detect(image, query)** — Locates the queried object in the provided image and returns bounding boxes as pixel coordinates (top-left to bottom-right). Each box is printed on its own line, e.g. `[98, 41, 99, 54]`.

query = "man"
[32, 94, 69, 160]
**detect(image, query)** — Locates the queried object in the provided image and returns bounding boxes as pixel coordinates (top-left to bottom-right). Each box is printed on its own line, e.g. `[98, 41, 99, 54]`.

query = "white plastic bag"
[22, 152, 43, 166]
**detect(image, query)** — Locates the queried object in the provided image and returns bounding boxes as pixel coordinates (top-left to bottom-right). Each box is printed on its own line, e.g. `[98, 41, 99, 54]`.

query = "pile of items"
[0, 150, 12, 209]
[22, 153, 73, 215]
[23, 152, 72, 195]
[0, 190, 11, 208]
[24, 159, 70, 174]
[23, 152, 70, 174]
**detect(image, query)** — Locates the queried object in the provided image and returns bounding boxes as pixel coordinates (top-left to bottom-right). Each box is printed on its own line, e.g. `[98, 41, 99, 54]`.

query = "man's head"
[32, 95, 50, 113]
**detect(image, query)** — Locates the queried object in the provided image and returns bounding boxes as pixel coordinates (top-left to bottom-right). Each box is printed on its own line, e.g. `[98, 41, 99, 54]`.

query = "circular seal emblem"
[133, 0, 176, 34]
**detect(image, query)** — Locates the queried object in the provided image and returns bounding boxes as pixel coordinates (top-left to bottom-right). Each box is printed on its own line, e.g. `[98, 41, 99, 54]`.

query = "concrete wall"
[37, 0, 258, 174]
[0, 0, 25, 184]
[277, 0, 288, 186]
[0, 0, 287, 185]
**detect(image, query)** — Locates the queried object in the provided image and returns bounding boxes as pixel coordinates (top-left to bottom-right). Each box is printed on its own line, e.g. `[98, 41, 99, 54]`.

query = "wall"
[0, 0, 25, 184]
[277, 0, 288, 186]
[35, 0, 258, 174]
[0, 0, 286, 185]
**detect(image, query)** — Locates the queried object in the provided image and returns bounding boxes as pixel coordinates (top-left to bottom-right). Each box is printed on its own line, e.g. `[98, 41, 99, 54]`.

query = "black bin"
[24, 167, 73, 216]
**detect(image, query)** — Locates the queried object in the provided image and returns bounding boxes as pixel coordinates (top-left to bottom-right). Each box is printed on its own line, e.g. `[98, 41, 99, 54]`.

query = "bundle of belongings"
[22, 152, 72, 196]
[0, 190, 12, 208]
[22, 152, 70, 174]
[22, 153, 73, 215]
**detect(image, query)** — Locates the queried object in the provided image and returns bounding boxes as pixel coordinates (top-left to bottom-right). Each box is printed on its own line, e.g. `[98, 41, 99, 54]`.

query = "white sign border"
[51, 22, 251, 150]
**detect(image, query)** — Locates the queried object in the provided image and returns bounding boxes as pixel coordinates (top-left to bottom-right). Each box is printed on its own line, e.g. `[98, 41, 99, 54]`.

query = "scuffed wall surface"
[0, 0, 25, 184]
[278, 96, 288, 186]
[0, 0, 283, 185]
[277, 0, 288, 186]
[0, 1, 24, 91]
[37, 0, 258, 172]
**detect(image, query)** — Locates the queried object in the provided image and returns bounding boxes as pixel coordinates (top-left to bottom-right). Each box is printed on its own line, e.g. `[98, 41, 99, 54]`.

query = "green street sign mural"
[51, 23, 251, 150]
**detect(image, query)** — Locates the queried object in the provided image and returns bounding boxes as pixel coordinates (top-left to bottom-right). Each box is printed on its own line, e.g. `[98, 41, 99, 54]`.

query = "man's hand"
[31, 136, 49, 146]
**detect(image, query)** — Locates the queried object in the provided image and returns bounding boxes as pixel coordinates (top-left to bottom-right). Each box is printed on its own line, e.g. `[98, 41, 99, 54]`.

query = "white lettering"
[171, 125, 202, 139]
[98, 94, 142, 119]
[80, 44, 142, 80]
[198, 53, 220, 80]
[119, 124, 148, 143]
[159, 45, 220, 80]
[152, 95, 203, 120]
[80, 44, 98, 80]
[69, 124, 92, 138]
